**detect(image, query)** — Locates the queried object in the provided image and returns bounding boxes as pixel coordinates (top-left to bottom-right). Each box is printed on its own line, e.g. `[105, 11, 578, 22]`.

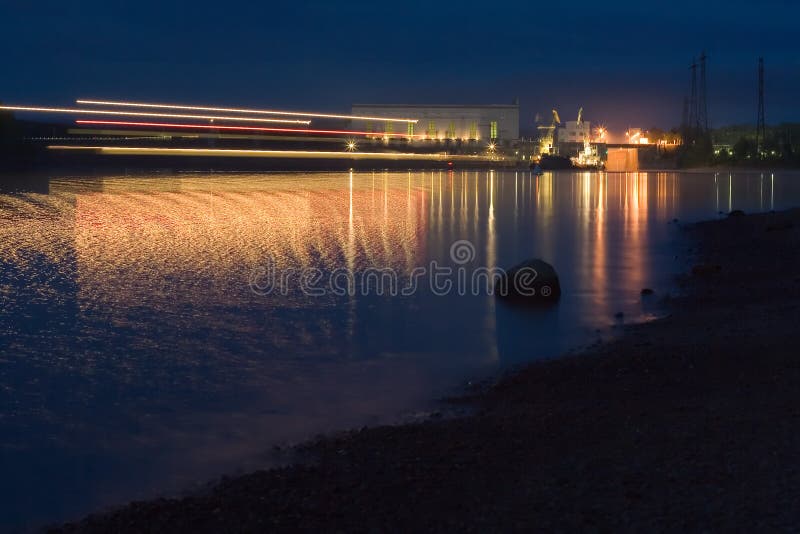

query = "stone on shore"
[496, 259, 561, 303]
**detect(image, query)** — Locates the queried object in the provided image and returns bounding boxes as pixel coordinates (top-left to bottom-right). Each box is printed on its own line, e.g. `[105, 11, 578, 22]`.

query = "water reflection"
[2, 170, 800, 528]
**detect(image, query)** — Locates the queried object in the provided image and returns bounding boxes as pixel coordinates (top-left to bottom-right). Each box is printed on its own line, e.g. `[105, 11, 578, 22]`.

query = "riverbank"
[54, 208, 800, 532]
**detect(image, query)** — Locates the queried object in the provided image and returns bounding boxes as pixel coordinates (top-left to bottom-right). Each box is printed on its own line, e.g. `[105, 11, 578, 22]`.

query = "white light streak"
[0, 105, 310, 125]
[78, 99, 419, 123]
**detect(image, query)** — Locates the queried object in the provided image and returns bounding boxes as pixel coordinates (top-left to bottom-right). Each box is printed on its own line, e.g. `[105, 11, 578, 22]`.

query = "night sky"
[1, 0, 797, 134]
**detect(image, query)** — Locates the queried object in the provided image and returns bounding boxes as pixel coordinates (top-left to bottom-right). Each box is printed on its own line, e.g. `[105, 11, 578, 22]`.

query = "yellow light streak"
[0, 106, 310, 125]
[77, 99, 419, 124]
[67, 128, 350, 143]
[47, 146, 494, 161]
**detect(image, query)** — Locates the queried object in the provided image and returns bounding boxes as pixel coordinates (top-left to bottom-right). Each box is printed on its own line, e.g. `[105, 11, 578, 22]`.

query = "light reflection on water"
[1, 170, 799, 528]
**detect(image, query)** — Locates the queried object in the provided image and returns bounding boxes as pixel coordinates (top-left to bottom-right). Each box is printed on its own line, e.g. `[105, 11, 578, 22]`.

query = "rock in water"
[728, 209, 746, 218]
[496, 259, 561, 303]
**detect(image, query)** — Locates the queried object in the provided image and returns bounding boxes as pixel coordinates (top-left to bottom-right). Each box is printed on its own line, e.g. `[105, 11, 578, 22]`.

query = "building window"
[427, 120, 436, 138]
[407, 122, 415, 137]
[490, 121, 498, 139]
[385, 122, 394, 135]
[469, 121, 478, 140]
[365, 122, 373, 133]
[447, 121, 456, 139]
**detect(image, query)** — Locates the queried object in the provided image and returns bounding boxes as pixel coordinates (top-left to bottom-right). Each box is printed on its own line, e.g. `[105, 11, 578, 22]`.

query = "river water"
[1, 169, 798, 528]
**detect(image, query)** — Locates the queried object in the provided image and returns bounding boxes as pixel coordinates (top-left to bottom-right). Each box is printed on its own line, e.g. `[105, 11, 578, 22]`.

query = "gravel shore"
[54, 208, 800, 532]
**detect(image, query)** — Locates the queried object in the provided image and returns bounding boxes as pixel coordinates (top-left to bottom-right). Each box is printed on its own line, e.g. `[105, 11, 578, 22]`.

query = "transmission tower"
[756, 57, 766, 154]
[681, 95, 689, 133]
[687, 59, 698, 142]
[698, 51, 709, 132]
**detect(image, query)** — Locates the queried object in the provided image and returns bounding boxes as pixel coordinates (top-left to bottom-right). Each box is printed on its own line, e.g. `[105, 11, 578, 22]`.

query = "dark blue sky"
[1, 0, 797, 133]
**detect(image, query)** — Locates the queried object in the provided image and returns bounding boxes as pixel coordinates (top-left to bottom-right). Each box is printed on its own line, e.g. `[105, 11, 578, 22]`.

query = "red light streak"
[75, 120, 428, 139]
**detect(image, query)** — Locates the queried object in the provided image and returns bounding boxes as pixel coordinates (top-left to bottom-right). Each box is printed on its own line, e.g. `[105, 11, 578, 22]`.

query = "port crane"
[572, 107, 601, 168]
[537, 109, 560, 155]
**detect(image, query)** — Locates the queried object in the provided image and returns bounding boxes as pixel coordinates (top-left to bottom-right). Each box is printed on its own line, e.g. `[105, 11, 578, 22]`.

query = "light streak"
[75, 120, 428, 138]
[0, 105, 310, 124]
[77, 99, 419, 123]
[47, 146, 493, 161]
[68, 128, 341, 143]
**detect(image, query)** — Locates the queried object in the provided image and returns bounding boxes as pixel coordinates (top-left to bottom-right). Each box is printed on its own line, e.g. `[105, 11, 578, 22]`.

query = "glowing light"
[488, 142, 497, 152]
[595, 126, 607, 141]
[346, 140, 357, 152]
[47, 145, 494, 161]
[77, 99, 419, 123]
[75, 120, 429, 138]
[0, 105, 310, 124]
[626, 130, 642, 144]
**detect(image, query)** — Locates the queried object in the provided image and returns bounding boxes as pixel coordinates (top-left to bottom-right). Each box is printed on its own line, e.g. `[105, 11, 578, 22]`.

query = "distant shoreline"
[50, 207, 800, 531]
[3, 146, 800, 175]
[3, 163, 798, 178]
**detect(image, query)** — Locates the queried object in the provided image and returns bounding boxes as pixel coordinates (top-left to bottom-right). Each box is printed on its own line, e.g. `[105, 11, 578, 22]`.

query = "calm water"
[1, 169, 798, 528]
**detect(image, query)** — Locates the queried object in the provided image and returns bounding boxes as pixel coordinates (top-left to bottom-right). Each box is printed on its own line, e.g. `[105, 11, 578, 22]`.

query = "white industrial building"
[350, 103, 520, 142]
[556, 120, 592, 145]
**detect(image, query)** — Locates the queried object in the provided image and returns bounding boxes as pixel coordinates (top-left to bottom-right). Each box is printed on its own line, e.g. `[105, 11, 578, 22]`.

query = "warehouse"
[350, 102, 520, 143]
